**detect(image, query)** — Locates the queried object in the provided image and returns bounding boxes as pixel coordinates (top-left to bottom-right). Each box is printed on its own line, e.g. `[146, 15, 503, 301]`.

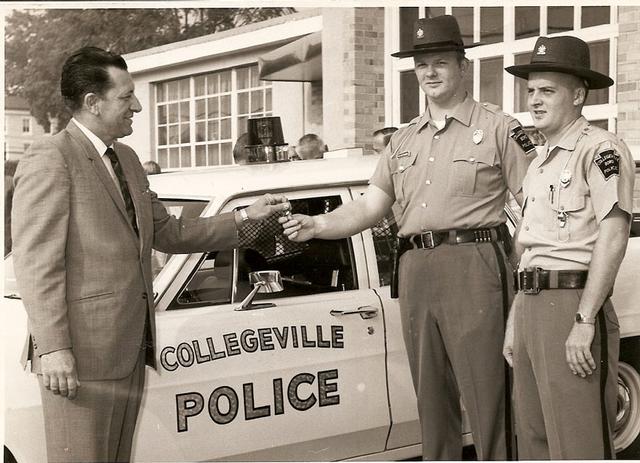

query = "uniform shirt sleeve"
[369, 141, 396, 201]
[585, 139, 635, 222]
[500, 117, 536, 197]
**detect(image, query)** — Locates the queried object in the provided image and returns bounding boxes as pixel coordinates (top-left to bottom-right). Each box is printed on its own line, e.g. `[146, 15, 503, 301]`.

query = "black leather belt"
[515, 268, 588, 294]
[398, 227, 499, 252]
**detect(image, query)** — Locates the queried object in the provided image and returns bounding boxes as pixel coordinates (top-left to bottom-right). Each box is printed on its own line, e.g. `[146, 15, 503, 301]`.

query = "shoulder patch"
[593, 149, 620, 180]
[510, 125, 536, 154]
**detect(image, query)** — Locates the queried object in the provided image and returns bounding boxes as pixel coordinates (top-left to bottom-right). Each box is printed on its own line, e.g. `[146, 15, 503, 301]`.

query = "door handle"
[330, 305, 378, 320]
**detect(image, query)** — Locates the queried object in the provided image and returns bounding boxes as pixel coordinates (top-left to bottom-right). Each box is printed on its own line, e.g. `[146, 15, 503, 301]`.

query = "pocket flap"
[554, 193, 585, 212]
[452, 148, 495, 166]
[391, 150, 418, 174]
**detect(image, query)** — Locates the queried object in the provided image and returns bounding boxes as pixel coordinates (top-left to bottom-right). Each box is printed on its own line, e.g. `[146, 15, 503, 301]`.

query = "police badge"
[472, 129, 484, 145]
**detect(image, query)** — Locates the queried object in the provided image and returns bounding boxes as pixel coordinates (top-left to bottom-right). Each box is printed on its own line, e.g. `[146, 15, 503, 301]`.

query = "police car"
[4, 153, 640, 461]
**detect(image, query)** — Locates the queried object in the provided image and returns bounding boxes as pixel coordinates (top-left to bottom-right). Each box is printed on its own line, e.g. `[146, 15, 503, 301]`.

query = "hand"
[565, 322, 596, 378]
[502, 305, 515, 368]
[40, 348, 80, 399]
[245, 194, 290, 221]
[278, 214, 316, 242]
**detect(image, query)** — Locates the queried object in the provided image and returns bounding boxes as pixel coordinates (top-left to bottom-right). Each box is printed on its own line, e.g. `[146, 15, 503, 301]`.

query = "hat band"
[414, 40, 463, 50]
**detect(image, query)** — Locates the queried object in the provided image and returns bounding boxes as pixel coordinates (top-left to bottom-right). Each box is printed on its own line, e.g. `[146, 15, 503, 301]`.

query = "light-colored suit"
[11, 120, 238, 461]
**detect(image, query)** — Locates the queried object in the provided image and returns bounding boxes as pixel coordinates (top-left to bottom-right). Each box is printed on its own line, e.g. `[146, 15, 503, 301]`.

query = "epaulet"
[579, 123, 616, 147]
[479, 101, 502, 115]
[406, 114, 422, 126]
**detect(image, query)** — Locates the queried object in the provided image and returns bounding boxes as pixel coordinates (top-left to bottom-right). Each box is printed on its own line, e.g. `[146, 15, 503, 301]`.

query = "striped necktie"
[104, 147, 138, 235]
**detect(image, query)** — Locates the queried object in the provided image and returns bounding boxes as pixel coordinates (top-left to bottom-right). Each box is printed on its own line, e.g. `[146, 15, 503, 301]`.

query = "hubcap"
[614, 361, 640, 452]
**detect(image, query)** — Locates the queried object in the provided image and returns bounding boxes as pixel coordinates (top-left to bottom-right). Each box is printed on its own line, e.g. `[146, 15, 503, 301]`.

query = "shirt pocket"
[549, 192, 586, 242]
[450, 148, 496, 197]
[390, 150, 418, 206]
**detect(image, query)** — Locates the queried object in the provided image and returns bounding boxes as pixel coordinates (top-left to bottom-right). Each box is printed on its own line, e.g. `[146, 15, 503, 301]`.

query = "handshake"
[238, 194, 314, 243]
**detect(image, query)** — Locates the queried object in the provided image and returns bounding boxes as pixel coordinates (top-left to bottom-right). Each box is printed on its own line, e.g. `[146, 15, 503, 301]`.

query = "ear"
[83, 92, 101, 115]
[573, 87, 586, 106]
[459, 58, 470, 76]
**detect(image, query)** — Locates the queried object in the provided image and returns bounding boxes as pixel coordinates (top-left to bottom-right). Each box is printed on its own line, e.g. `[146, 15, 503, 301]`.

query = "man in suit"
[11, 46, 289, 463]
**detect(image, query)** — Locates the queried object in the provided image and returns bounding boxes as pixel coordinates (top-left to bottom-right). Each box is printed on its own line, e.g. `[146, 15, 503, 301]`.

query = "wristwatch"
[575, 312, 596, 325]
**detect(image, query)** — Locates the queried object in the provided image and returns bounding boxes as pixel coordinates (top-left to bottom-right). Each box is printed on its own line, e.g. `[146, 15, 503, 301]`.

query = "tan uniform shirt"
[370, 94, 533, 236]
[518, 116, 635, 271]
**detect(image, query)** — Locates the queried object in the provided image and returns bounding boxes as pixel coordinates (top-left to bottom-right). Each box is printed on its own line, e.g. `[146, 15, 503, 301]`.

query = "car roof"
[148, 155, 380, 200]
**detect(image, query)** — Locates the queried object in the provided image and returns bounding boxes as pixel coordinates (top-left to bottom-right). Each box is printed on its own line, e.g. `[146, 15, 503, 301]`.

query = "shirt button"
[425, 180, 431, 185]
[538, 168, 544, 174]
[469, 157, 475, 162]
[428, 157, 435, 162]
[525, 226, 530, 231]
[527, 247, 532, 252]
[399, 166, 405, 172]
[531, 197, 535, 202]
[434, 135, 440, 140]
[421, 203, 427, 208]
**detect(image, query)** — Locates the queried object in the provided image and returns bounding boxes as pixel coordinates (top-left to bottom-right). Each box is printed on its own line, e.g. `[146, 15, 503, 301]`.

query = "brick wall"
[322, 8, 385, 153]
[617, 6, 640, 148]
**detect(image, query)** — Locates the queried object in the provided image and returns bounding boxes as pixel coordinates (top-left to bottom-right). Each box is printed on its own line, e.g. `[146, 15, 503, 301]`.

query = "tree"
[5, 8, 295, 132]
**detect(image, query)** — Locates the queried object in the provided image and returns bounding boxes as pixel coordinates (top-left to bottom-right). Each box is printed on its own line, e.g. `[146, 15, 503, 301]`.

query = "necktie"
[104, 147, 138, 235]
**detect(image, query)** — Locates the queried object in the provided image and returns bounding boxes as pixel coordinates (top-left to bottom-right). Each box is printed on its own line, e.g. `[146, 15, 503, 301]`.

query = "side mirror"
[235, 270, 283, 311]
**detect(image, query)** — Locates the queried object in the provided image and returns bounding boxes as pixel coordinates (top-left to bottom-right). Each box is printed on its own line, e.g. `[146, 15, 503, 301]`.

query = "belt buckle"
[420, 231, 435, 249]
[522, 267, 541, 294]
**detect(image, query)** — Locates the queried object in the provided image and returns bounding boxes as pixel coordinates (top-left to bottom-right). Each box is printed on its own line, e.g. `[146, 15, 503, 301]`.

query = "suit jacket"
[12, 120, 238, 380]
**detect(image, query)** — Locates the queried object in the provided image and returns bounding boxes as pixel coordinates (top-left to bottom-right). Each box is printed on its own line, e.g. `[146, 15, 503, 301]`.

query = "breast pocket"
[450, 149, 496, 197]
[390, 151, 418, 207]
[549, 193, 586, 242]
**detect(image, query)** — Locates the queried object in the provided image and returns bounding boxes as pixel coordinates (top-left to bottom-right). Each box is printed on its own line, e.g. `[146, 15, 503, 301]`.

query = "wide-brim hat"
[505, 36, 613, 89]
[391, 15, 481, 58]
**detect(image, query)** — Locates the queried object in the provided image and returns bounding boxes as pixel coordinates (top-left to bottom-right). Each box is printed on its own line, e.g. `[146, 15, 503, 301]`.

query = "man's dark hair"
[61, 47, 128, 112]
[373, 126, 399, 149]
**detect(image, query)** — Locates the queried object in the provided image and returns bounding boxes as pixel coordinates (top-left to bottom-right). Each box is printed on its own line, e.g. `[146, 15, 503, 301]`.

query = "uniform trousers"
[512, 290, 619, 459]
[38, 346, 146, 463]
[399, 242, 512, 460]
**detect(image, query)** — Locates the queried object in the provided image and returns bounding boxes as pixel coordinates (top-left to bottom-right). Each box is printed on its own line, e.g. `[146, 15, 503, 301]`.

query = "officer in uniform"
[503, 36, 635, 459]
[281, 15, 534, 460]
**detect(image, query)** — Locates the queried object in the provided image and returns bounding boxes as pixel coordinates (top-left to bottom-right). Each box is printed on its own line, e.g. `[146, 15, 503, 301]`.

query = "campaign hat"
[505, 36, 613, 89]
[391, 15, 480, 58]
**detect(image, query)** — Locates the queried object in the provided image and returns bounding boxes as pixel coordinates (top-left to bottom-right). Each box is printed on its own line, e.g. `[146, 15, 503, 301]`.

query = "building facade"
[4, 95, 48, 161]
[124, 4, 640, 171]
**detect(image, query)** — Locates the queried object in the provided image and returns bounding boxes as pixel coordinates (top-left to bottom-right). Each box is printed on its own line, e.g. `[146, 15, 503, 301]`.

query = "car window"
[168, 195, 358, 310]
[152, 199, 209, 279]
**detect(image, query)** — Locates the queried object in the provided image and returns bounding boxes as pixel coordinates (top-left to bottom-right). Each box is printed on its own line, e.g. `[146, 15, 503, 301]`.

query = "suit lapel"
[66, 121, 139, 242]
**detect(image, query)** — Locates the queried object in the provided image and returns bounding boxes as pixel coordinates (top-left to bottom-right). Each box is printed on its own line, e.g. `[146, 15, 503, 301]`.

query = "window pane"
[265, 88, 272, 112]
[169, 251, 233, 308]
[480, 7, 503, 45]
[400, 70, 419, 124]
[168, 103, 179, 124]
[452, 7, 474, 44]
[194, 76, 206, 97]
[548, 6, 573, 34]
[250, 65, 260, 88]
[220, 142, 232, 165]
[179, 79, 190, 99]
[480, 56, 503, 106]
[250, 90, 263, 113]
[220, 71, 231, 92]
[514, 53, 530, 113]
[157, 83, 166, 103]
[221, 118, 231, 139]
[167, 81, 179, 101]
[238, 92, 249, 115]
[158, 149, 168, 169]
[582, 6, 609, 28]
[208, 120, 219, 140]
[180, 102, 190, 122]
[208, 144, 220, 165]
[463, 58, 474, 94]
[196, 122, 206, 142]
[181, 146, 192, 167]
[515, 7, 540, 39]
[399, 7, 419, 52]
[237, 67, 250, 90]
[158, 126, 167, 146]
[195, 145, 207, 166]
[169, 125, 179, 144]
[157, 105, 166, 125]
[221, 95, 231, 117]
[195, 99, 206, 120]
[585, 40, 609, 106]
[207, 74, 218, 95]
[237, 116, 248, 135]
[180, 123, 190, 144]
[169, 147, 180, 168]
[425, 7, 445, 18]
[207, 97, 218, 118]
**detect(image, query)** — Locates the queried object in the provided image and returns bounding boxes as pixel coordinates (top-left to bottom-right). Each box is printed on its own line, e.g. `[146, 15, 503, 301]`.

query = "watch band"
[575, 312, 596, 324]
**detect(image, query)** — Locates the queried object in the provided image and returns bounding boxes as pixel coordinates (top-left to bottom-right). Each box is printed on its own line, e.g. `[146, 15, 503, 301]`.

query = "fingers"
[66, 374, 80, 400]
[566, 345, 595, 378]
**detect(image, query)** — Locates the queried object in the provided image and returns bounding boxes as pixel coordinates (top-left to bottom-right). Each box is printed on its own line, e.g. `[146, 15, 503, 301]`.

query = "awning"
[258, 32, 322, 82]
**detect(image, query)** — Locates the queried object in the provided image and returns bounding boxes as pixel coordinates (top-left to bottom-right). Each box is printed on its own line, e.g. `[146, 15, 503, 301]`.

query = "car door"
[131, 188, 390, 461]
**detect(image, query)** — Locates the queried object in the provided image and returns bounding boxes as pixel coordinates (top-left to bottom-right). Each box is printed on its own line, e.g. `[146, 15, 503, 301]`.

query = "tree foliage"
[5, 8, 295, 132]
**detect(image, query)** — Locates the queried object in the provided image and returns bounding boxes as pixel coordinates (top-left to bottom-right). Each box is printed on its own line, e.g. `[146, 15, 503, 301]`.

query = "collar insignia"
[537, 44, 547, 55]
[416, 28, 424, 39]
